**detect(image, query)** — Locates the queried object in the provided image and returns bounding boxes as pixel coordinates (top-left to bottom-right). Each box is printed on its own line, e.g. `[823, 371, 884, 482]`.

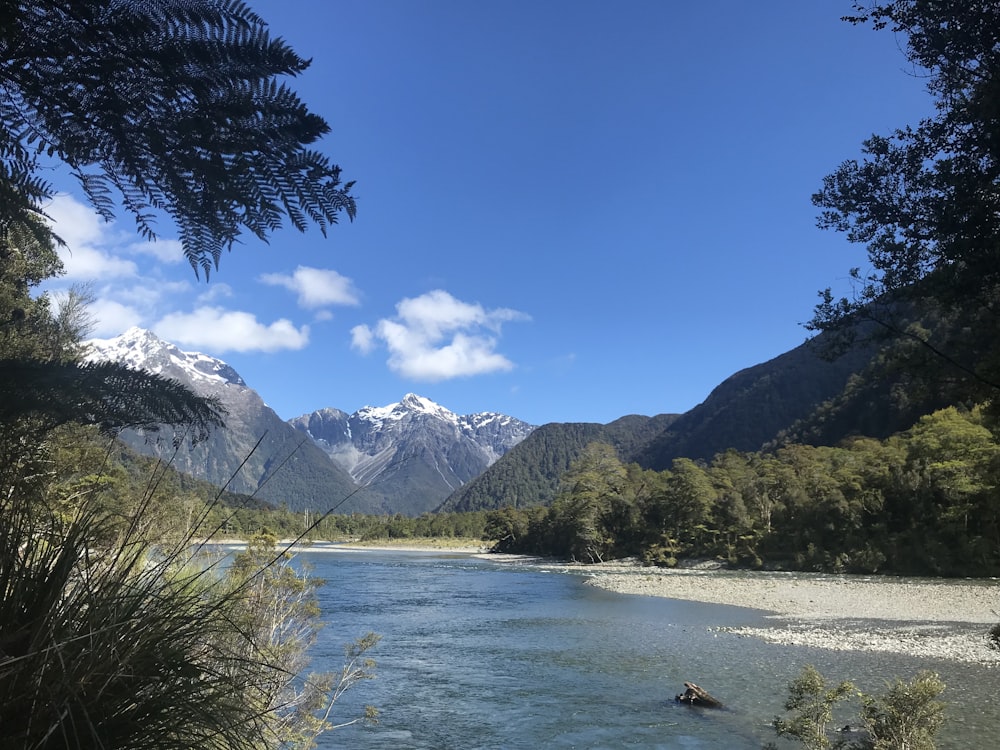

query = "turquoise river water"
[288, 548, 1000, 749]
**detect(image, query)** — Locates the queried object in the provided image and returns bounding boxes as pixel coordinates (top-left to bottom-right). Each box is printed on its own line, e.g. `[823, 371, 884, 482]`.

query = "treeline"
[45, 424, 325, 543]
[127, 402, 998, 578]
[481, 406, 1000, 577]
[313, 511, 489, 541]
[441, 415, 683, 513]
[175, 492, 491, 542]
[71, 427, 494, 542]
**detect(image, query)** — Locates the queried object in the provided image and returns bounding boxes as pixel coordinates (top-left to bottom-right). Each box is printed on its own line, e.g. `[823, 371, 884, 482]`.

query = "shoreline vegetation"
[215, 538, 1000, 665]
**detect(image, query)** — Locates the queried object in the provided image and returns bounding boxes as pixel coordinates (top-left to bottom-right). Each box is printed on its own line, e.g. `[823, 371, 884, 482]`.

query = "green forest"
[297, 402, 1000, 580]
[480, 405, 1000, 576]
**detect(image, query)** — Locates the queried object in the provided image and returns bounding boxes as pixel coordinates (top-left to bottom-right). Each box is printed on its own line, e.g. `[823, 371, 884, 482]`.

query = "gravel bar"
[579, 563, 1000, 664]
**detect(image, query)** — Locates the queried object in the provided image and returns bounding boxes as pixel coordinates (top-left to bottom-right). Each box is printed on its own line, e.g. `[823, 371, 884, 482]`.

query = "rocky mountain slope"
[441, 332, 912, 511]
[84, 329, 533, 515]
[84, 328, 383, 514]
[289, 394, 535, 515]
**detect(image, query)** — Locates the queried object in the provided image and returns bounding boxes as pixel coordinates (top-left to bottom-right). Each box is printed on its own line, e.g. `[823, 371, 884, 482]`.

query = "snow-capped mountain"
[84, 328, 382, 514]
[86, 327, 247, 388]
[289, 394, 536, 515]
[84, 328, 534, 516]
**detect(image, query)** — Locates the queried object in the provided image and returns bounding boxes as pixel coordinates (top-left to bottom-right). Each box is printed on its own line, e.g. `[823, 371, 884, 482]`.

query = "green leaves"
[771, 665, 945, 750]
[772, 665, 855, 750]
[481, 404, 1000, 577]
[860, 671, 945, 750]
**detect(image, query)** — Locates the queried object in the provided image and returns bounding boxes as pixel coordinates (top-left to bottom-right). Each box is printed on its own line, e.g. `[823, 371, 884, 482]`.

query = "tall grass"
[0, 434, 377, 750]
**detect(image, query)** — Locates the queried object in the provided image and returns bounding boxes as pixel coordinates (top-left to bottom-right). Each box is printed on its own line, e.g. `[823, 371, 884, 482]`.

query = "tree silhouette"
[1, 0, 355, 277]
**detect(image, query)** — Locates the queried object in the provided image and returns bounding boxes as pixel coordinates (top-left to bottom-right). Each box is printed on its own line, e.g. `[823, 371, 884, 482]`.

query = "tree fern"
[1, 0, 356, 276]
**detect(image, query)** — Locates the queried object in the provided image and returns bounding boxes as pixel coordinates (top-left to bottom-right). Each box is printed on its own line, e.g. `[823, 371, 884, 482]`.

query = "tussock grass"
[0, 455, 377, 749]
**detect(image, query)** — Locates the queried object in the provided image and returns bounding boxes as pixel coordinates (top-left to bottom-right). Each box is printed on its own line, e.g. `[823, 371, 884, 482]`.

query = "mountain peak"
[84, 328, 245, 387]
[400, 392, 426, 407]
[399, 393, 455, 418]
[291, 395, 536, 513]
[102, 326, 164, 350]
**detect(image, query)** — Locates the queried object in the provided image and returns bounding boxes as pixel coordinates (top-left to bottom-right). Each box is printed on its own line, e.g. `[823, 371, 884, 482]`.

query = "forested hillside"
[635, 334, 877, 469]
[439, 414, 678, 512]
[483, 406, 1000, 577]
[48, 425, 309, 540]
[445, 332, 890, 513]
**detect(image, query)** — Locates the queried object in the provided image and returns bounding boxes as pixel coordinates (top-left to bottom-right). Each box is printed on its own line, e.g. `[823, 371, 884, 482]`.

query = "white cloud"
[351, 324, 375, 354]
[87, 298, 144, 337]
[259, 266, 360, 308]
[41, 195, 316, 355]
[197, 282, 234, 304]
[47, 194, 138, 280]
[354, 290, 529, 381]
[46, 194, 118, 247]
[110, 279, 183, 309]
[60, 245, 138, 279]
[126, 238, 185, 264]
[154, 307, 310, 353]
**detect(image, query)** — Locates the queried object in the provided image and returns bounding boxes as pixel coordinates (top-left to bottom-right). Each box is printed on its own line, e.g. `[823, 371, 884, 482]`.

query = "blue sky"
[46, 1, 932, 426]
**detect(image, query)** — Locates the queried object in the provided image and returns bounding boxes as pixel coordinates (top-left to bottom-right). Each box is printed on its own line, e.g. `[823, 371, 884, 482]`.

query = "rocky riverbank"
[579, 561, 1000, 664]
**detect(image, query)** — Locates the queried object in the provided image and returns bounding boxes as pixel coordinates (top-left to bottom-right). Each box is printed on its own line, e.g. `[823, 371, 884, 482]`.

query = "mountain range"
[84, 328, 534, 515]
[288, 395, 534, 515]
[85, 328, 379, 514]
[86, 322, 927, 518]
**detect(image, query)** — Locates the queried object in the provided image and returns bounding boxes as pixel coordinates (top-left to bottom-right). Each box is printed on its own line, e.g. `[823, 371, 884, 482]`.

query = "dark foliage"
[0, 358, 224, 438]
[484, 405, 1000, 577]
[1, 0, 355, 275]
[811, 1, 1000, 405]
[637, 338, 876, 470]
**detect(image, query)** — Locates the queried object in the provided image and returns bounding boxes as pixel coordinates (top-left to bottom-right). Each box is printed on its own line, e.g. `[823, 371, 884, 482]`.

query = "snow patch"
[84, 327, 246, 387]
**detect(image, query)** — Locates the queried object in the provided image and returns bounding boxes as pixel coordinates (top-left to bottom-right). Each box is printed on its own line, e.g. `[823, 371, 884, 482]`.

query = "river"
[298, 548, 1000, 749]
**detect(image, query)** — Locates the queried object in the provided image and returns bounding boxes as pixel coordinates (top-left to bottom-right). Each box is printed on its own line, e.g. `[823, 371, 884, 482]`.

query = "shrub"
[0, 485, 377, 749]
[771, 665, 855, 750]
[860, 671, 945, 750]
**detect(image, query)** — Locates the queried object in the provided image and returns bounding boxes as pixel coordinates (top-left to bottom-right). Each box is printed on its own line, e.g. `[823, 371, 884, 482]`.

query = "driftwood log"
[675, 682, 723, 709]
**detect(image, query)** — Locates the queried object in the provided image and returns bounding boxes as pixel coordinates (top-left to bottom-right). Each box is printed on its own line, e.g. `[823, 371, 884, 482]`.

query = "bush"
[770, 665, 855, 749]
[0, 488, 378, 749]
[987, 621, 1000, 652]
[768, 666, 946, 750]
[860, 671, 945, 750]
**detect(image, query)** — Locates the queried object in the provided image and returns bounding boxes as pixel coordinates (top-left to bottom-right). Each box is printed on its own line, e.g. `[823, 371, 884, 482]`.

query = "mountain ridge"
[84, 328, 535, 515]
[84, 327, 383, 515]
[289, 393, 535, 515]
[440, 331, 910, 511]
